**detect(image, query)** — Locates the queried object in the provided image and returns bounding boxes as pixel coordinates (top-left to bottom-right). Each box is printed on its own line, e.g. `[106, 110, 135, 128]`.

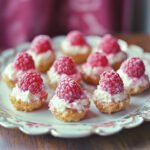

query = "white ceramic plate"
[0, 36, 150, 138]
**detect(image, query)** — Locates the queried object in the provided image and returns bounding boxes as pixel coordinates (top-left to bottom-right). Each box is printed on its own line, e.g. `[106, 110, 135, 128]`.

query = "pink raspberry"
[14, 52, 35, 71]
[67, 30, 86, 46]
[99, 34, 121, 54]
[87, 52, 108, 67]
[30, 35, 53, 54]
[54, 56, 77, 75]
[18, 70, 43, 94]
[122, 57, 145, 78]
[56, 75, 83, 103]
[100, 71, 124, 95]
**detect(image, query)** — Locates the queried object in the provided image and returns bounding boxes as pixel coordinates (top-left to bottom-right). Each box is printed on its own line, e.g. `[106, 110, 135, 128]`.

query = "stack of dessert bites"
[2, 31, 150, 122]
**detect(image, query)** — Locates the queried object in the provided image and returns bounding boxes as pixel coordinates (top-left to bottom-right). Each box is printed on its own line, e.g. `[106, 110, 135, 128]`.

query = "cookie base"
[10, 96, 43, 112]
[61, 48, 91, 64]
[126, 83, 150, 95]
[2, 75, 16, 88]
[36, 54, 55, 73]
[51, 108, 88, 122]
[93, 97, 130, 114]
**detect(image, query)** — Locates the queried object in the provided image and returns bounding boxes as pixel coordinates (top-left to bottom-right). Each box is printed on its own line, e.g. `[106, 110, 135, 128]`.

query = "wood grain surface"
[0, 34, 150, 150]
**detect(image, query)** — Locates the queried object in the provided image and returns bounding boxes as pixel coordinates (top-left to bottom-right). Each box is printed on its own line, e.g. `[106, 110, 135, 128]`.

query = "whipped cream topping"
[98, 50, 127, 65]
[49, 95, 89, 112]
[27, 50, 55, 67]
[107, 51, 127, 65]
[82, 63, 112, 79]
[118, 69, 149, 88]
[2, 63, 23, 81]
[47, 66, 81, 84]
[94, 86, 128, 103]
[61, 40, 90, 55]
[10, 85, 44, 102]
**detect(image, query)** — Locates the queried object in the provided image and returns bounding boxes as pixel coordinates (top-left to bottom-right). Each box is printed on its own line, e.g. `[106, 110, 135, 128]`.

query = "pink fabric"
[0, 0, 132, 50]
[0, 0, 54, 49]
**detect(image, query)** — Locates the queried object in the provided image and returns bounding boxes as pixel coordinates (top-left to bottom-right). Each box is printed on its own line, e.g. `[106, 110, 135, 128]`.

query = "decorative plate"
[0, 36, 150, 138]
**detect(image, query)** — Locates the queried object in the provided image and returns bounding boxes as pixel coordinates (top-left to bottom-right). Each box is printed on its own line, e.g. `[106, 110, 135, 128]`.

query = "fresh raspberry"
[56, 75, 83, 103]
[122, 57, 145, 78]
[100, 71, 124, 95]
[14, 52, 35, 71]
[67, 30, 86, 46]
[87, 52, 108, 67]
[18, 70, 43, 94]
[30, 35, 53, 54]
[54, 56, 77, 75]
[99, 34, 121, 54]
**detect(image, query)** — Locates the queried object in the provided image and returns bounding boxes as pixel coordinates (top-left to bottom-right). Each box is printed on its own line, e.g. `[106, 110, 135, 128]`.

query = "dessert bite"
[49, 75, 90, 122]
[93, 71, 130, 114]
[81, 52, 113, 85]
[28, 35, 55, 73]
[118, 57, 150, 95]
[97, 34, 127, 70]
[10, 70, 48, 112]
[47, 56, 81, 89]
[61, 30, 91, 64]
[2, 52, 35, 88]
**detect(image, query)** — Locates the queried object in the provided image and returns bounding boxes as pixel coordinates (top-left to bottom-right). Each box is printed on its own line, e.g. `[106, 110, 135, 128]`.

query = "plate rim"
[0, 36, 150, 138]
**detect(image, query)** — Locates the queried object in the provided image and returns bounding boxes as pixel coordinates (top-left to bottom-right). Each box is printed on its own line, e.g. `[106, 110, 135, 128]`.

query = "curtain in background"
[0, 0, 148, 50]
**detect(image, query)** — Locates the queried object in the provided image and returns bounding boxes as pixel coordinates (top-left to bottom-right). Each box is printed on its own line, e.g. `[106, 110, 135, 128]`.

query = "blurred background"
[0, 0, 150, 49]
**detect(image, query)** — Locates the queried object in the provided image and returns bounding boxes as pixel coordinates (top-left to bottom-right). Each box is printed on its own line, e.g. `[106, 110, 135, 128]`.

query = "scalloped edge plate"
[0, 36, 150, 138]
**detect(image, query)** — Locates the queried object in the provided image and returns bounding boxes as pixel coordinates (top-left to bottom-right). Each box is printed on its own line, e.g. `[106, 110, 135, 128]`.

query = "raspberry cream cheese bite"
[81, 52, 113, 85]
[93, 71, 130, 114]
[98, 34, 127, 70]
[47, 56, 81, 89]
[61, 30, 91, 64]
[118, 57, 150, 95]
[2, 52, 35, 88]
[28, 35, 55, 73]
[10, 70, 48, 112]
[49, 75, 90, 122]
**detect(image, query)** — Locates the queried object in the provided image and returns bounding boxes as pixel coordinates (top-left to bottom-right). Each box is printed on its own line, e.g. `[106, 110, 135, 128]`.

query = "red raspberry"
[67, 30, 86, 46]
[87, 52, 108, 67]
[14, 52, 35, 71]
[99, 34, 121, 54]
[54, 56, 77, 75]
[122, 57, 145, 78]
[56, 75, 83, 103]
[18, 70, 43, 94]
[31, 35, 53, 54]
[100, 71, 124, 95]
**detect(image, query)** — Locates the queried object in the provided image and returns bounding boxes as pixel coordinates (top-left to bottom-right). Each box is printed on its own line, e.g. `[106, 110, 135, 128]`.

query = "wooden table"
[0, 34, 150, 150]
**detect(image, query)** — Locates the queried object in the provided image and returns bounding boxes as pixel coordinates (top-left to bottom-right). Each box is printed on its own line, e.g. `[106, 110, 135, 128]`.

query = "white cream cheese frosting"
[27, 50, 55, 67]
[2, 63, 23, 81]
[47, 66, 81, 84]
[94, 86, 128, 103]
[107, 51, 127, 65]
[10, 85, 42, 102]
[61, 40, 90, 55]
[82, 63, 112, 79]
[49, 95, 89, 113]
[118, 69, 149, 88]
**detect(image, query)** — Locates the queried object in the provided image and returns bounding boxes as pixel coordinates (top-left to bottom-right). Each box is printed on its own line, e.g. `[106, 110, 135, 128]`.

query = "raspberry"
[14, 52, 35, 71]
[100, 71, 123, 95]
[67, 30, 86, 46]
[31, 35, 53, 54]
[122, 57, 145, 78]
[87, 52, 108, 67]
[99, 34, 120, 54]
[56, 75, 83, 102]
[54, 56, 77, 75]
[18, 70, 43, 94]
